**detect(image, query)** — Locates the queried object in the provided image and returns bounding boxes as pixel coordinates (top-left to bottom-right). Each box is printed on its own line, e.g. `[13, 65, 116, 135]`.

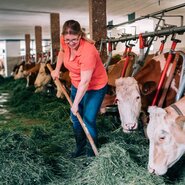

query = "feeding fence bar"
[101, 26, 185, 44]
[107, 3, 185, 29]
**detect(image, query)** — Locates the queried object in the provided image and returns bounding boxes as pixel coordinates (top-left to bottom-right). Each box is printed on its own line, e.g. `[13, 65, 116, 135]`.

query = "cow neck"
[170, 104, 183, 116]
[165, 97, 185, 118]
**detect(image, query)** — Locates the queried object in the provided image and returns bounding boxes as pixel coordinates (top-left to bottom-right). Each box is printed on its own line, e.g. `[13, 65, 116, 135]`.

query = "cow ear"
[175, 116, 185, 130]
[141, 81, 157, 95]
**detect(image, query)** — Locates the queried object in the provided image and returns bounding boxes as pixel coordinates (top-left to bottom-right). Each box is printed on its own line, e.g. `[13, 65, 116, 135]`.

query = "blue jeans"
[70, 84, 107, 140]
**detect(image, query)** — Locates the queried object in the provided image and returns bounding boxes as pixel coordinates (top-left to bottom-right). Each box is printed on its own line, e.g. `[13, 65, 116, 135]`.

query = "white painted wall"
[6, 41, 20, 57]
[5, 41, 21, 76]
[110, 19, 155, 55]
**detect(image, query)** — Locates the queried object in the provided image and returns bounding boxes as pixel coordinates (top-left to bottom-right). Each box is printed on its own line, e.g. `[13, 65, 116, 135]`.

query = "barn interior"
[0, 1, 185, 185]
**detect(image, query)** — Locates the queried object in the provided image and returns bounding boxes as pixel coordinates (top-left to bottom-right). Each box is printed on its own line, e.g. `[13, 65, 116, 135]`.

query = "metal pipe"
[176, 52, 185, 101]
[107, 3, 185, 29]
[160, 15, 184, 26]
[143, 14, 164, 64]
[102, 26, 185, 43]
[0, 8, 51, 14]
[121, 45, 134, 77]
[176, 77, 185, 101]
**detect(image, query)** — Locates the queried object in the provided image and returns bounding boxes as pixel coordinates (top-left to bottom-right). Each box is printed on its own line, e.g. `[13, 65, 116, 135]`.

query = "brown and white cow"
[147, 96, 185, 175]
[0, 59, 5, 76]
[115, 77, 141, 132]
[100, 53, 155, 114]
[100, 53, 137, 113]
[34, 61, 71, 97]
[13, 61, 36, 79]
[12, 61, 40, 88]
[115, 52, 183, 132]
[24, 63, 40, 87]
[34, 62, 52, 93]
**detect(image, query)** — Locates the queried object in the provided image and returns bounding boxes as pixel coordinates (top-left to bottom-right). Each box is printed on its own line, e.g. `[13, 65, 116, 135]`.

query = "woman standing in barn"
[51, 20, 108, 157]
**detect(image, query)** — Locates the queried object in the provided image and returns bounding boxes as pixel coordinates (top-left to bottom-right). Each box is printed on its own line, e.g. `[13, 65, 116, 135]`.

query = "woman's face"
[64, 34, 81, 50]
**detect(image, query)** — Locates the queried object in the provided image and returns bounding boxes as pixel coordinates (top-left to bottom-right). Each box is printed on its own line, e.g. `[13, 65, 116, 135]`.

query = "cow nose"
[148, 166, 155, 174]
[34, 83, 38, 88]
[125, 122, 137, 131]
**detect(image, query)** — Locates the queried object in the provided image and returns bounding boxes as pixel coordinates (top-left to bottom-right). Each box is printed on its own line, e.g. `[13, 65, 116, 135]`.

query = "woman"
[51, 20, 108, 157]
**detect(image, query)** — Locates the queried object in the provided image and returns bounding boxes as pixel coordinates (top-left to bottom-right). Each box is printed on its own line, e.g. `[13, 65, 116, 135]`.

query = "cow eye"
[114, 98, 119, 104]
[136, 96, 140, 100]
[159, 136, 165, 142]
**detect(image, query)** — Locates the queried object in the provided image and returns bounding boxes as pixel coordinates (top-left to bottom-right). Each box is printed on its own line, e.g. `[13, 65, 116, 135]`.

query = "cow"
[34, 62, 52, 93]
[34, 61, 71, 97]
[115, 51, 184, 133]
[100, 53, 137, 113]
[0, 59, 5, 76]
[23, 63, 40, 87]
[147, 96, 185, 175]
[100, 53, 155, 114]
[13, 61, 35, 80]
[12, 61, 40, 88]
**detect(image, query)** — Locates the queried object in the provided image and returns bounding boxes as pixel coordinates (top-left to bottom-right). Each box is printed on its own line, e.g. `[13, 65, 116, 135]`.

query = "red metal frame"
[122, 45, 129, 59]
[121, 45, 133, 77]
[151, 39, 180, 106]
[108, 41, 112, 52]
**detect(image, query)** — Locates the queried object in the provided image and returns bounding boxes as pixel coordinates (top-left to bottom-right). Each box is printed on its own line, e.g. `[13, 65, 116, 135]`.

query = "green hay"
[0, 77, 25, 90]
[1, 77, 185, 185]
[0, 75, 5, 84]
[7, 79, 70, 121]
[61, 129, 163, 185]
[0, 130, 54, 185]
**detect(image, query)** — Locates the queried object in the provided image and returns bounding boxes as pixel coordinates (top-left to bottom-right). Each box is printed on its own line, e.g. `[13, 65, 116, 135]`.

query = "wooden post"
[25, 34, 30, 63]
[35, 26, 42, 62]
[50, 13, 60, 63]
[89, 0, 107, 63]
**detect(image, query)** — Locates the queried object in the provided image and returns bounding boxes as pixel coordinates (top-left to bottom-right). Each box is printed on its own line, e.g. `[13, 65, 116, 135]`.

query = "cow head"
[147, 106, 185, 175]
[34, 63, 51, 92]
[14, 65, 24, 79]
[115, 77, 141, 132]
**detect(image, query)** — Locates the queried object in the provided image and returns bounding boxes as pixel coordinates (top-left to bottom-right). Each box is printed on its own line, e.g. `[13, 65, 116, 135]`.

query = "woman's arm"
[51, 50, 64, 79]
[71, 69, 93, 115]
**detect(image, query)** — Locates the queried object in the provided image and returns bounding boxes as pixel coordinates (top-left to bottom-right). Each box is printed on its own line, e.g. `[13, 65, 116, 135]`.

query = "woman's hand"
[51, 69, 60, 80]
[71, 103, 78, 116]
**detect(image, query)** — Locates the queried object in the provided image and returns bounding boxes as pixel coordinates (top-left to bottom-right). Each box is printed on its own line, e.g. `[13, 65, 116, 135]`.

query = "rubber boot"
[71, 130, 87, 158]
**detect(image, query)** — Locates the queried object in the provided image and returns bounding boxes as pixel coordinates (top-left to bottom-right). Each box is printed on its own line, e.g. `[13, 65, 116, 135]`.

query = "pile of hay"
[0, 130, 54, 184]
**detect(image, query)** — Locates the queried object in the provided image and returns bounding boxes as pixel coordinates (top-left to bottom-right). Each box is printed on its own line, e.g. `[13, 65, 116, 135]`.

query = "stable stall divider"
[152, 38, 181, 106]
[155, 35, 168, 55]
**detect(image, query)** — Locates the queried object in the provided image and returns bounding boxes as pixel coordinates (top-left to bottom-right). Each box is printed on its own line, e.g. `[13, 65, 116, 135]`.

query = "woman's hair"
[62, 20, 83, 36]
[62, 20, 95, 44]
